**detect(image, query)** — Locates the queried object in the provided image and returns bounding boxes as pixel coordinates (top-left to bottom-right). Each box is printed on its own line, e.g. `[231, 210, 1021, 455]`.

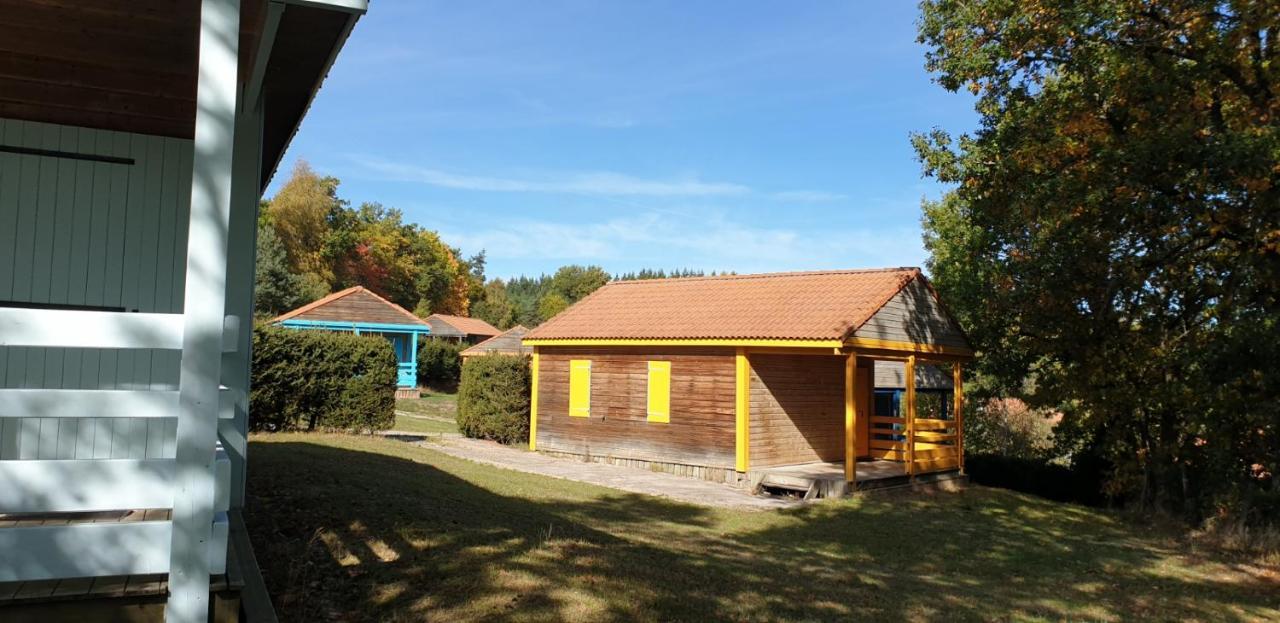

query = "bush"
[964, 397, 1056, 459]
[250, 325, 397, 432]
[417, 338, 464, 389]
[457, 354, 530, 444]
[965, 453, 1111, 508]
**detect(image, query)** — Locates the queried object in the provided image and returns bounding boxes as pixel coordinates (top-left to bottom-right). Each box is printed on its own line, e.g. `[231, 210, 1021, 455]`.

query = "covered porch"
[0, 0, 367, 621]
[742, 343, 971, 499]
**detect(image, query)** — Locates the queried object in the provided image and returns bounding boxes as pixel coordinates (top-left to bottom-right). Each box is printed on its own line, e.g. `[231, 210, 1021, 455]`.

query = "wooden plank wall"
[0, 118, 191, 460]
[294, 289, 425, 326]
[854, 278, 970, 349]
[748, 355, 873, 468]
[536, 347, 737, 469]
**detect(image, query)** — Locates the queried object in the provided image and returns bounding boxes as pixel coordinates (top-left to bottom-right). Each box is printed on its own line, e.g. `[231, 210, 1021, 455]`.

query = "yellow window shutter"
[569, 359, 591, 417]
[647, 361, 671, 423]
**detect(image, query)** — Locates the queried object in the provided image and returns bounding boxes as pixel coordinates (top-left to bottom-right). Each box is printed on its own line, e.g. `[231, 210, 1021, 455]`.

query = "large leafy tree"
[263, 160, 344, 285]
[916, 0, 1279, 518]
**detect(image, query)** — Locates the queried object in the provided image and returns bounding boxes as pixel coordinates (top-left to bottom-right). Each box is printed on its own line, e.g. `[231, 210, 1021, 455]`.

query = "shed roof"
[426, 314, 502, 338]
[461, 326, 532, 358]
[525, 268, 929, 342]
[272, 286, 428, 327]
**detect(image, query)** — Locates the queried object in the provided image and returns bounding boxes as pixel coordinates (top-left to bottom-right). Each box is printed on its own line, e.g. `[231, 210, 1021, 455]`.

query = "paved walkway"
[390, 434, 800, 511]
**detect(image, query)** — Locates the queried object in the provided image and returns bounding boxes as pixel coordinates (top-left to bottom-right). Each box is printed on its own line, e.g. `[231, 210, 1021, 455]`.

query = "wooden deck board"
[760, 459, 908, 482]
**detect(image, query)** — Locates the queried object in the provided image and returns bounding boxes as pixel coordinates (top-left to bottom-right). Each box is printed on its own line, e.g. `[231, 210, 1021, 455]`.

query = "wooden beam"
[244, 1, 284, 109]
[0, 388, 236, 420]
[844, 352, 857, 484]
[0, 308, 183, 349]
[735, 348, 750, 472]
[0, 515, 229, 583]
[905, 354, 916, 477]
[0, 452, 231, 513]
[954, 362, 965, 474]
[168, 0, 240, 619]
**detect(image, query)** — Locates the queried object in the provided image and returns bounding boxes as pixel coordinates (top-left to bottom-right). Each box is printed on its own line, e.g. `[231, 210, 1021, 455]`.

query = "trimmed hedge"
[417, 338, 464, 389]
[457, 354, 531, 444]
[250, 325, 397, 432]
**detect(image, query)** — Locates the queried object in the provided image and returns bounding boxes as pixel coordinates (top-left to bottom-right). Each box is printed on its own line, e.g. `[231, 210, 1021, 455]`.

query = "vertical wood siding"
[854, 278, 970, 349]
[536, 347, 737, 469]
[748, 354, 873, 467]
[0, 118, 191, 460]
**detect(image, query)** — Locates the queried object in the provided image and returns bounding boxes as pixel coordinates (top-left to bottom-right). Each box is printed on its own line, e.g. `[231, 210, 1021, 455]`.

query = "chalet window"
[569, 359, 591, 417]
[646, 361, 671, 423]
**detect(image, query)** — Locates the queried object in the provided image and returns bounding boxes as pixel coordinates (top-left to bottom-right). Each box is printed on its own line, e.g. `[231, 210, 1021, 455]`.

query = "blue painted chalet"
[272, 286, 430, 395]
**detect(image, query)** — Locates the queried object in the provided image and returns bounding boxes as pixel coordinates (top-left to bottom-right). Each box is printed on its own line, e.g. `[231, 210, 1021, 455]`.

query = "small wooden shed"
[460, 325, 532, 361]
[523, 268, 975, 496]
[424, 314, 502, 344]
[272, 286, 431, 395]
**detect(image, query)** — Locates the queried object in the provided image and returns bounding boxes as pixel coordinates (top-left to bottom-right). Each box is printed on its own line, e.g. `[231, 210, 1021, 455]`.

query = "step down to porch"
[753, 473, 847, 500]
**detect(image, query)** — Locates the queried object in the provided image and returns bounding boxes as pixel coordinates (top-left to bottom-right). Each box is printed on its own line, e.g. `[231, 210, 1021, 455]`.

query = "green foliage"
[417, 338, 464, 389]
[501, 264, 610, 326]
[963, 398, 1056, 461]
[250, 325, 397, 432]
[471, 279, 517, 329]
[536, 292, 569, 321]
[613, 268, 734, 280]
[916, 1, 1280, 521]
[257, 163, 480, 316]
[253, 224, 311, 317]
[457, 355, 531, 444]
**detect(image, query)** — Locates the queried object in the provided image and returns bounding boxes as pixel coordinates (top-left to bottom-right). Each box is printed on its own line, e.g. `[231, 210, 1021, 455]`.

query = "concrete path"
[400, 435, 801, 511]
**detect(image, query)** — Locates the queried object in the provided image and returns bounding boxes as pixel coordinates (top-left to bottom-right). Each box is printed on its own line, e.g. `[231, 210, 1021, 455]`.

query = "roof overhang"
[523, 337, 976, 361]
[0, 0, 365, 193]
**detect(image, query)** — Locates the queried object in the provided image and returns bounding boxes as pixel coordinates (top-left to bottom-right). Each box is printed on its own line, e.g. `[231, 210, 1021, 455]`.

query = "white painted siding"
[0, 118, 192, 460]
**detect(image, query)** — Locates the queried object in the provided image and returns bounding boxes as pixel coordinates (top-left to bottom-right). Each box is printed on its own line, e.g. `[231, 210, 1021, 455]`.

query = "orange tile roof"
[427, 314, 502, 337]
[271, 286, 429, 326]
[525, 268, 922, 341]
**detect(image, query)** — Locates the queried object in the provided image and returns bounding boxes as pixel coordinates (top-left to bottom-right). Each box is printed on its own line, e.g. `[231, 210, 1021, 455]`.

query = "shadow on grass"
[244, 438, 1280, 622]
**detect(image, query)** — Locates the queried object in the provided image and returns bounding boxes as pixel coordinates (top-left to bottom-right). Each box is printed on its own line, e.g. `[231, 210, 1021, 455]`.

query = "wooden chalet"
[460, 325, 532, 361]
[0, 1, 367, 621]
[523, 268, 974, 497]
[272, 286, 432, 398]
[424, 314, 501, 344]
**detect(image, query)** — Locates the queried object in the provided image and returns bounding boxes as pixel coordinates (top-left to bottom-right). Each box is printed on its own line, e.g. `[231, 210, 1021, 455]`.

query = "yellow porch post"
[905, 354, 916, 477]
[844, 353, 858, 485]
[953, 361, 964, 474]
[735, 348, 750, 472]
[529, 347, 539, 451]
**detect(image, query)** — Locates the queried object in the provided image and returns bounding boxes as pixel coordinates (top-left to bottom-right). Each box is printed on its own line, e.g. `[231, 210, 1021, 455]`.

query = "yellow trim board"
[523, 338, 843, 348]
[529, 349, 540, 451]
[844, 337, 974, 357]
[734, 348, 750, 472]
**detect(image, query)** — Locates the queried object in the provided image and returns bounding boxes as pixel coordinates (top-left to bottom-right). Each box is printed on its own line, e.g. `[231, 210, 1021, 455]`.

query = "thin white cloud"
[440, 211, 925, 276]
[352, 157, 750, 198]
[772, 190, 848, 202]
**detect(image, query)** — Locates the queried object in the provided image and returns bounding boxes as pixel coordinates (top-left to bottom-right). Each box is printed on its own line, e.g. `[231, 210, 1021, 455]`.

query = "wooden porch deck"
[0, 510, 246, 622]
[751, 459, 964, 499]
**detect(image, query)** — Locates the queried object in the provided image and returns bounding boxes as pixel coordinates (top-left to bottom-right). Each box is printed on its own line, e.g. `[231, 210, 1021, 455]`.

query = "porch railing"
[0, 307, 239, 582]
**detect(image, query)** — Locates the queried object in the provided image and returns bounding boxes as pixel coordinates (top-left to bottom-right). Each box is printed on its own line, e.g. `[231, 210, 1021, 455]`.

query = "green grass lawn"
[244, 433, 1280, 623]
[393, 392, 458, 435]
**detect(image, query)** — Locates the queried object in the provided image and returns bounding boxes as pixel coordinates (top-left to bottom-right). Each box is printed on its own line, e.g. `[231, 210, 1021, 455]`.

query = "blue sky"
[271, 1, 978, 281]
